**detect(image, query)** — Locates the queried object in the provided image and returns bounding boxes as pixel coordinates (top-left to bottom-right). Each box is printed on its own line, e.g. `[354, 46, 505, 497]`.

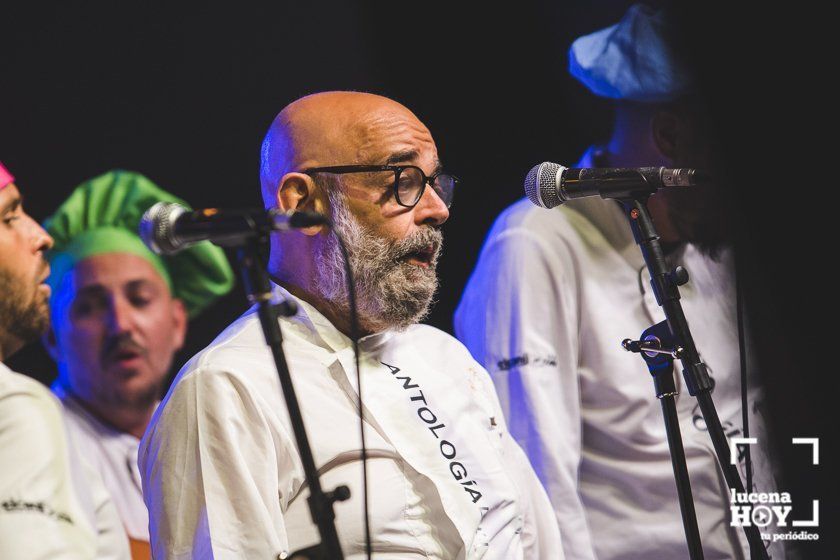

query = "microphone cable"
[735, 252, 754, 493]
[332, 229, 372, 559]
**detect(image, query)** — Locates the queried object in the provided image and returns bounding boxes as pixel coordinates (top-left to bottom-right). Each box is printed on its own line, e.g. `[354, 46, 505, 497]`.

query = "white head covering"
[568, 4, 694, 102]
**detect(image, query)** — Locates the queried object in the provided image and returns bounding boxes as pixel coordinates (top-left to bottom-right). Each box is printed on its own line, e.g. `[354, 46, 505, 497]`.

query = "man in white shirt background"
[140, 91, 563, 559]
[455, 5, 785, 560]
[1, 161, 130, 559]
[41, 170, 234, 558]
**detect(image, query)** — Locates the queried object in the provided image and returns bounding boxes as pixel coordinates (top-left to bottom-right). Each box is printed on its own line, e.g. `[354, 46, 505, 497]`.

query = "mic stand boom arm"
[619, 196, 769, 560]
[235, 238, 349, 560]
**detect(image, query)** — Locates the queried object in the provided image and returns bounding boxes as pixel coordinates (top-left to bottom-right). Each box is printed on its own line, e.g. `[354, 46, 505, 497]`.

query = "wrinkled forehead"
[287, 95, 439, 168]
[348, 108, 438, 165]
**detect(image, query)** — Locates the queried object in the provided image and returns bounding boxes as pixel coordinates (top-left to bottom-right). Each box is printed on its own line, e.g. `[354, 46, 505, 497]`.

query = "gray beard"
[314, 190, 443, 333]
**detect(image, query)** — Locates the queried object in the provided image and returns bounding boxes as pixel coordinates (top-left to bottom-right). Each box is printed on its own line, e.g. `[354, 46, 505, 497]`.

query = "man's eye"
[71, 295, 108, 317]
[72, 301, 96, 317]
[130, 296, 152, 308]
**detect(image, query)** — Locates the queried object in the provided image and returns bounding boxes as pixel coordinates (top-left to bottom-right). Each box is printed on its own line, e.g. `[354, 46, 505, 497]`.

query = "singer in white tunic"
[140, 91, 563, 559]
[140, 285, 561, 559]
[51, 387, 149, 542]
[456, 6, 784, 559]
[40, 170, 236, 556]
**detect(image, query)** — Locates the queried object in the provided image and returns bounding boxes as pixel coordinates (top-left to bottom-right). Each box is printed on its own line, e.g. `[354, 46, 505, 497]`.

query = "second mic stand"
[623, 324, 703, 559]
[235, 239, 349, 560]
[619, 197, 768, 560]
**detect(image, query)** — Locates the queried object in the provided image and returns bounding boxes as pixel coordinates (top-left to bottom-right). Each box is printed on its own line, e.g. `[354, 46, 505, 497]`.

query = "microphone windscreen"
[524, 162, 566, 209]
[139, 201, 186, 255]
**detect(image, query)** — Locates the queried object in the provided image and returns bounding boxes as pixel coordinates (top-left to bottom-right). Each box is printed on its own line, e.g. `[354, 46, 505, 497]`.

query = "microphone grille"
[524, 162, 566, 209]
[139, 202, 186, 255]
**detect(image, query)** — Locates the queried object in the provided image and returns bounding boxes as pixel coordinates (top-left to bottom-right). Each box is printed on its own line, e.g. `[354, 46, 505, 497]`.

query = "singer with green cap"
[42, 170, 234, 559]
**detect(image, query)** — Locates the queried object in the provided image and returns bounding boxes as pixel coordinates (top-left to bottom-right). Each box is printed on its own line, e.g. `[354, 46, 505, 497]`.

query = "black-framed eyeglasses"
[302, 165, 458, 208]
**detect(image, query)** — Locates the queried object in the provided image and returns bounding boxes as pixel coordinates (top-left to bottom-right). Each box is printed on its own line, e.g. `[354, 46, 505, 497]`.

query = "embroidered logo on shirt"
[496, 353, 557, 371]
[381, 361, 483, 505]
[1, 498, 74, 524]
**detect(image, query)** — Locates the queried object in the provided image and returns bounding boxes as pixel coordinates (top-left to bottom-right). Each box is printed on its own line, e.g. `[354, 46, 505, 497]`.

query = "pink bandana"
[0, 162, 14, 191]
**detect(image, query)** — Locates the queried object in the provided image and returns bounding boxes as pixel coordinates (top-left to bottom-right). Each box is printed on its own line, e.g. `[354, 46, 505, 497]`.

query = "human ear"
[275, 173, 328, 236]
[651, 110, 680, 162]
[169, 299, 188, 352]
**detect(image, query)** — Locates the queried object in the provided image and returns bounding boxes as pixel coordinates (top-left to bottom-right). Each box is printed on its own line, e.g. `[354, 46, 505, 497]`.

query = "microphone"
[524, 162, 710, 209]
[139, 202, 330, 255]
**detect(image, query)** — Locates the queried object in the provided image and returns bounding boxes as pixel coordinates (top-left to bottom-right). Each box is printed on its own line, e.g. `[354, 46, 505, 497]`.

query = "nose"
[24, 212, 54, 253]
[414, 183, 449, 227]
[107, 296, 135, 335]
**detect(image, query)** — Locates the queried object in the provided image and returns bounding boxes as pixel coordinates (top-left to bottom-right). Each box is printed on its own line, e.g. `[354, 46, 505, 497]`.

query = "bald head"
[259, 91, 435, 208]
[258, 91, 450, 335]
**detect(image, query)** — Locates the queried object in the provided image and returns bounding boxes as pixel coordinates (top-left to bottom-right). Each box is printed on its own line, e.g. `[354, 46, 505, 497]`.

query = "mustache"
[101, 334, 147, 363]
[391, 227, 443, 260]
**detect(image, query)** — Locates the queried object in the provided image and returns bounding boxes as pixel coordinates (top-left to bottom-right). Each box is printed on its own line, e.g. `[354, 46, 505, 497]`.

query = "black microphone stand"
[622, 322, 704, 560]
[235, 238, 349, 560]
[618, 196, 769, 560]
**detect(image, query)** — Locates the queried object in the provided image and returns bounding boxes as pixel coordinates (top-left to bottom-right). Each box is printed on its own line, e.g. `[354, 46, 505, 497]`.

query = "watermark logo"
[729, 437, 819, 543]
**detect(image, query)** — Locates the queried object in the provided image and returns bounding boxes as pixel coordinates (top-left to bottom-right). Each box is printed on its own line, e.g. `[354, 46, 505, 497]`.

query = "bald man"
[140, 92, 563, 559]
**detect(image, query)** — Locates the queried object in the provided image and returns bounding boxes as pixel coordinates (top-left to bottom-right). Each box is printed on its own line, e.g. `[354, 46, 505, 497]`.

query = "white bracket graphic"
[792, 500, 819, 527]
[729, 437, 757, 465]
[791, 438, 819, 465]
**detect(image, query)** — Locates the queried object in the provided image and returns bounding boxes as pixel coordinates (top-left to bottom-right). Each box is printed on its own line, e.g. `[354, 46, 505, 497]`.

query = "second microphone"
[525, 162, 710, 210]
[140, 202, 331, 255]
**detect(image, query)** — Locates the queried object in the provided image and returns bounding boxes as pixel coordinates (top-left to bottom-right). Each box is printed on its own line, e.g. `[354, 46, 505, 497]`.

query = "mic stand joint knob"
[670, 265, 690, 286]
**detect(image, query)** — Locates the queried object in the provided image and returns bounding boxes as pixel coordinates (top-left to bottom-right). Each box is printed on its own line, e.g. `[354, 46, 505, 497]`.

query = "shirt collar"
[51, 380, 149, 445]
[269, 282, 395, 355]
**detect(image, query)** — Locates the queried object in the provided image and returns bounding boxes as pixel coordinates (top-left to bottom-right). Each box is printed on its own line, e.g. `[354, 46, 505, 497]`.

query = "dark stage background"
[2, 1, 835, 556]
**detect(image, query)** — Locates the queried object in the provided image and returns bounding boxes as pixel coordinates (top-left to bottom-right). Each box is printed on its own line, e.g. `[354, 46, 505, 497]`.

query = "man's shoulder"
[399, 324, 481, 366]
[0, 365, 59, 409]
[181, 307, 267, 374]
[485, 197, 607, 249]
[402, 322, 459, 344]
[400, 324, 500, 395]
[0, 366, 66, 460]
[492, 197, 572, 233]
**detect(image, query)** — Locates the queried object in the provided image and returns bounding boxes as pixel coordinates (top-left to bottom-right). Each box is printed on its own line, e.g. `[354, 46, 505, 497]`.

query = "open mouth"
[36, 266, 51, 295]
[403, 244, 437, 268]
[104, 344, 145, 369]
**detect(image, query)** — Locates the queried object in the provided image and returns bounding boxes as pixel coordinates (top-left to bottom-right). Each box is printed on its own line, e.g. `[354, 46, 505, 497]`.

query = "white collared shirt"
[139, 286, 563, 559]
[0, 362, 130, 560]
[52, 386, 149, 543]
[455, 148, 784, 560]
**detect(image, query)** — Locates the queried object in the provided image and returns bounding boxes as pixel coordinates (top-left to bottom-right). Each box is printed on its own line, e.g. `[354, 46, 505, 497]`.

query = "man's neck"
[271, 278, 373, 340]
[68, 388, 155, 440]
[0, 331, 23, 363]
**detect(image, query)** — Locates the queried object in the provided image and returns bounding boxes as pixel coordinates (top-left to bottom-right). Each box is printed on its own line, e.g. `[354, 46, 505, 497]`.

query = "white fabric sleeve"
[455, 227, 598, 560]
[140, 366, 300, 560]
[0, 385, 96, 560]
